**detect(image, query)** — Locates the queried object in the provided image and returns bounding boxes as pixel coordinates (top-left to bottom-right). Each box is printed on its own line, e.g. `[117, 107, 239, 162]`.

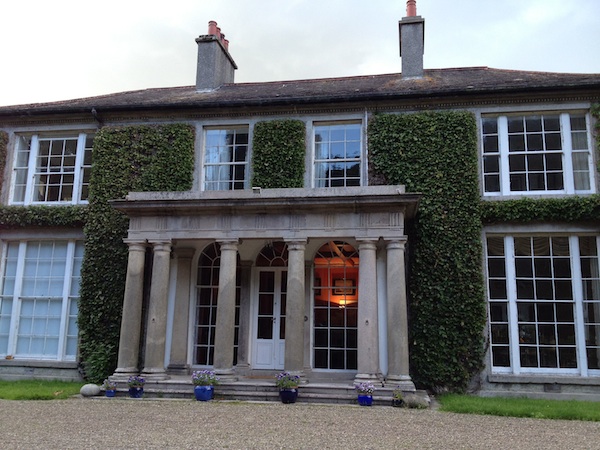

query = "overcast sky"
[1, 0, 599, 107]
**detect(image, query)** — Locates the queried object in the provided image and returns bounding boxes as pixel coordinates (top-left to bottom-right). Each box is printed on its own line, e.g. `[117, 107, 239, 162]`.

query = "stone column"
[234, 261, 253, 374]
[141, 240, 172, 380]
[284, 239, 307, 376]
[385, 238, 415, 390]
[213, 240, 238, 378]
[355, 239, 380, 383]
[114, 240, 147, 378]
[167, 247, 195, 374]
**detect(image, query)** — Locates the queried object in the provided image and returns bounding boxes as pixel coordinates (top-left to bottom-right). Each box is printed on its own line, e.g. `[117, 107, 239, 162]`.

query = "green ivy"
[369, 111, 486, 392]
[481, 196, 600, 224]
[0, 205, 88, 228]
[0, 131, 7, 195]
[252, 119, 305, 188]
[78, 124, 194, 383]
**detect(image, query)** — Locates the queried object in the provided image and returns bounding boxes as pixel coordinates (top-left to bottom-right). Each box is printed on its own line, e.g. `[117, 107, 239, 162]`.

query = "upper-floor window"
[11, 133, 93, 205]
[203, 127, 249, 191]
[482, 113, 593, 196]
[314, 122, 362, 187]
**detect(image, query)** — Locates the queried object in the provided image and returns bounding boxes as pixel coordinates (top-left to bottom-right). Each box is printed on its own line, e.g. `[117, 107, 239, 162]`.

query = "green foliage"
[481, 195, 600, 223]
[0, 380, 83, 400]
[439, 394, 600, 422]
[0, 131, 7, 194]
[78, 124, 194, 383]
[369, 111, 486, 392]
[0, 205, 88, 228]
[252, 119, 305, 188]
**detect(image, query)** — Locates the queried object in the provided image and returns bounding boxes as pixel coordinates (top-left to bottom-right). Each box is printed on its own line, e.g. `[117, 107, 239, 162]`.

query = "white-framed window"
[11, 133, 93, 204]
[203, 127, 249, 191]
[0, 240, 83, 361]
[482, 113, 593, 195]
[486, 234, 600, 375]
[314, 122, 362, 187]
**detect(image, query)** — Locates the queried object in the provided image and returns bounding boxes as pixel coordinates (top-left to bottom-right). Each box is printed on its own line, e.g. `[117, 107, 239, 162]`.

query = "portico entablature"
[110, 186, 420, 241]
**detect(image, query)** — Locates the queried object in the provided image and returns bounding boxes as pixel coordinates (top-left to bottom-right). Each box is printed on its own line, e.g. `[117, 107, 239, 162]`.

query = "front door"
[252, 269, 287, 369]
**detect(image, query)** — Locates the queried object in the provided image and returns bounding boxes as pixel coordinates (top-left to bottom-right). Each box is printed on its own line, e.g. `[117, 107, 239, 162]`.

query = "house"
[1, 1, 599, 400]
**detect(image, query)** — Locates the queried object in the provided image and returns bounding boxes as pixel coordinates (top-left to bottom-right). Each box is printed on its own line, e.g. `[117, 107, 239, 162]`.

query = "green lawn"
[0, 380, 83, 400]
[439, 394, 600, 422]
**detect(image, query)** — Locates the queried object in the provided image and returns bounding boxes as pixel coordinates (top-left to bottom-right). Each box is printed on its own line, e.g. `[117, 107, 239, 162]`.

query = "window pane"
[482, 118, 498, 134]
[314, 123, 362, 187]
[483, 136, 498, 153]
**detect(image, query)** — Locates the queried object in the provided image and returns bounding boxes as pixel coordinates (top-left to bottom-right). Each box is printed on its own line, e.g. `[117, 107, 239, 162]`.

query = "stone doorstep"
[103, 380, 430, 406]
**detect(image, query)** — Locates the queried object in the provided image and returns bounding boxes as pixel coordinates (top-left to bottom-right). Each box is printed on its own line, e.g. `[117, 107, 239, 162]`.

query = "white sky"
[1, 0, 599, 107]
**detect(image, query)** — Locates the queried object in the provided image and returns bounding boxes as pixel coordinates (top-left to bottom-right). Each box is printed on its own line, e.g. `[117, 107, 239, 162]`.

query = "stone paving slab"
[1, 397, 598, 449]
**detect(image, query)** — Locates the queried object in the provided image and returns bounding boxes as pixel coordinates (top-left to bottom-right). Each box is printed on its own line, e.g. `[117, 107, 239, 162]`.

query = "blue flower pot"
[279, 388, 298, 404]
[194, 385, 214, 401]
[357, 394, 373, 406]
[128, 387, 144, 398]
[105, 389, 116, 398]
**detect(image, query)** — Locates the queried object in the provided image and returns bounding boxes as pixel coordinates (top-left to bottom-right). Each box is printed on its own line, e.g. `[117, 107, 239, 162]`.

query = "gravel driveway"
[1, 397, 598, 449]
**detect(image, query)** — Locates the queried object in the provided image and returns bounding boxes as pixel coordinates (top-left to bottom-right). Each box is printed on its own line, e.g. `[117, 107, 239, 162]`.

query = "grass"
[0, 379, 83, 400]
[438, 394, 600, 422]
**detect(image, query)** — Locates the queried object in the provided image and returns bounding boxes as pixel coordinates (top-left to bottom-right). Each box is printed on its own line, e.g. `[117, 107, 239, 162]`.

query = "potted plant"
[391, 387, 404, 407]
[102, 379, 117, 398]
[354, 381, 375, 406]
[275, 371, 300, 404]
[191, 370, 219, 401]
[127, 375, 145, 398]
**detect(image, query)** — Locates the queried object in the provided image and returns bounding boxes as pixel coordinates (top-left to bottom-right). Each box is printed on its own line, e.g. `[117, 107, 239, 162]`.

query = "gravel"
[1, 397, 598, 449]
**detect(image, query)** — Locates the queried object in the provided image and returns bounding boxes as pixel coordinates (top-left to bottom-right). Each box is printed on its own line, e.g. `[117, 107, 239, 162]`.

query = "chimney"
[399, 0, 425, 78]
[195, 20, 238, 91]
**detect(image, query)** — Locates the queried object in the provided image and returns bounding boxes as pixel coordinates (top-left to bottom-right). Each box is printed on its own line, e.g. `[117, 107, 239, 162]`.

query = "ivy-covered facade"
[1, 10, 600, 399]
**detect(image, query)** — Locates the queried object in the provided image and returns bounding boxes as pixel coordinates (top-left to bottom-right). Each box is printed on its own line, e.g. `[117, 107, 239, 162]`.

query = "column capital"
[285, 239, 307, 251]
[385, 237, 408, 250]
[356, 238, 379, 251]
[123, 239, 147, 252]
[216, 239, 239, 251]
[148, 239, 172, 253]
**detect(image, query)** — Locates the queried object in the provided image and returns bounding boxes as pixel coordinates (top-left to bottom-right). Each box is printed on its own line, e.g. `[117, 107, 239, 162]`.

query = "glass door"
[253, 269, 287, 369]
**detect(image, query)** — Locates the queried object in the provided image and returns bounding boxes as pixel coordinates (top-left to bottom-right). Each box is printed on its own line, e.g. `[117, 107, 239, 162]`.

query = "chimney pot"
[208, 20, 218, 36]
[406, 0, 417, 17]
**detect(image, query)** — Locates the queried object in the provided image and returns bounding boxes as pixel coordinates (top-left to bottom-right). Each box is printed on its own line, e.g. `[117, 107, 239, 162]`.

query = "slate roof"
[1, 67, 599, 116]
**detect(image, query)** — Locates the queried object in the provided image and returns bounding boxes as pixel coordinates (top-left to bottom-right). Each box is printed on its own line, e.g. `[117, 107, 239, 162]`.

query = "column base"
[385, 375, 416, 392]
[214, 367, 238, 382]
[141, 367, 170, 381]
[166, 363, 190, 375]
[112, 367, 139, 380]
[354, 373, 382, 386]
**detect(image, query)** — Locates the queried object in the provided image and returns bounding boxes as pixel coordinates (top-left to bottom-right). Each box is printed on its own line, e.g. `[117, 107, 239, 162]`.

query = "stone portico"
[111, 186, 419, 390]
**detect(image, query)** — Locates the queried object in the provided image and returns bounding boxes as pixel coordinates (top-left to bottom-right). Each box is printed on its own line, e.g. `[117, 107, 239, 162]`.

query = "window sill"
[488, 373, 600, 386]
[0, 358, 78, 369]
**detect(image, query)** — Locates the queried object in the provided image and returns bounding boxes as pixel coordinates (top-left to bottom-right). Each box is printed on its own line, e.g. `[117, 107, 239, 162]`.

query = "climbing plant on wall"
[252, 119, 305, 188]
[0, 131, 7, 194]
[78, 123, 194, 383]
[369, 111, 486, 392]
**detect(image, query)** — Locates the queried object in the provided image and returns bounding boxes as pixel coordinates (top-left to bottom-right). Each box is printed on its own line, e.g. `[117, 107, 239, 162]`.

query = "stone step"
[107, 378, 429, 406]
